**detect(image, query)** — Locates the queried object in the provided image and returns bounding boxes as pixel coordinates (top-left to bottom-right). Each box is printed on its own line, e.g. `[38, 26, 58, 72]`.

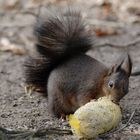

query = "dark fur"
[24, 56, 51, 92]
[24, 9, 132, 118]
[24, 10, 92, 92]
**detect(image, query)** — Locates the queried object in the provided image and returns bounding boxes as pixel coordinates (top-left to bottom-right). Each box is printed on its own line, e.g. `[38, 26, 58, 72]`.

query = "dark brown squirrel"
[24, 9, 132, 118]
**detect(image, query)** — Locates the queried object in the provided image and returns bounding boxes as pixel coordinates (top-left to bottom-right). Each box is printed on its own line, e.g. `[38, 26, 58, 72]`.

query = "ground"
[0, 0, 140, 140]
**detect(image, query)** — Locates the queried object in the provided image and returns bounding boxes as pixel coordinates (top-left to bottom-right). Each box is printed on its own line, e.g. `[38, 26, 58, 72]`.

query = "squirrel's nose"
[107, 95, 119, 104]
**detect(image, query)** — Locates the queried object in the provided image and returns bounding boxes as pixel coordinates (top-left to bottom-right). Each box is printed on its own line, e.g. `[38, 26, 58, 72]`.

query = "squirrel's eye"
[108, 81, 114, 88]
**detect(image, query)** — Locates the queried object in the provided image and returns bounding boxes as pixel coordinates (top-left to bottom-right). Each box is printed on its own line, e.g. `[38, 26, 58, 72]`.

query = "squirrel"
[24, 9, 132, 118]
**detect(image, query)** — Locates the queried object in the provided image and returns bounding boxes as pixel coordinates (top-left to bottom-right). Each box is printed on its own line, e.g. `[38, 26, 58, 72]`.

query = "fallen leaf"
[0, 38, 27, 55]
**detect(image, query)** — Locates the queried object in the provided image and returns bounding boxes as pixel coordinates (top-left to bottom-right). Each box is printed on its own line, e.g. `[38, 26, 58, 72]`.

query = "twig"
[99, 101, 140, 139]
[99, 110, 136, 138]
[131, 70, 140, 76]
[19, 11, 38, 17]
[0, 127, 72, 139]
[88, 19, 126, 28]
[93, 38, 140, 49]
[33, 128, 72, 137]
[114, 110, 136, 133]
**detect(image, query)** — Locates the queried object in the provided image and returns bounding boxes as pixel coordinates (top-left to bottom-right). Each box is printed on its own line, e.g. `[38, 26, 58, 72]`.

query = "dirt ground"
[0, 0, 140, 140]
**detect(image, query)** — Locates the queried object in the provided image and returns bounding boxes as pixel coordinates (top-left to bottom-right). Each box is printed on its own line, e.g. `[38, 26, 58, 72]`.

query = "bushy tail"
[24, 9, 92, 94]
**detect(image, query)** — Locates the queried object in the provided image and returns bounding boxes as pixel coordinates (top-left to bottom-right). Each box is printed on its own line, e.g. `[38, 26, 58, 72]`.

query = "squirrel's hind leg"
[47, 75, 76, 118]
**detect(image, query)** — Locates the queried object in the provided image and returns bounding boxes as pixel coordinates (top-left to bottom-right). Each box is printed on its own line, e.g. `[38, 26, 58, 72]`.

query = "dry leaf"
[0, 38, 27, 55]
[95, 28, 118, 37]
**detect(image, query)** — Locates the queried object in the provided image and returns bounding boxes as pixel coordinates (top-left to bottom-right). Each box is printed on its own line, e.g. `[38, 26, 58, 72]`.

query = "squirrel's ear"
[109, 54, 132, 76]
[120, 54, 132, 77]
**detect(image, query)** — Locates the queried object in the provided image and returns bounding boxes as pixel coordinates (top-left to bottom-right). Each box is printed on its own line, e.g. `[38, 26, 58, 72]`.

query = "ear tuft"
[120, 54, 132, 77]
[109, 54, 132, 76]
